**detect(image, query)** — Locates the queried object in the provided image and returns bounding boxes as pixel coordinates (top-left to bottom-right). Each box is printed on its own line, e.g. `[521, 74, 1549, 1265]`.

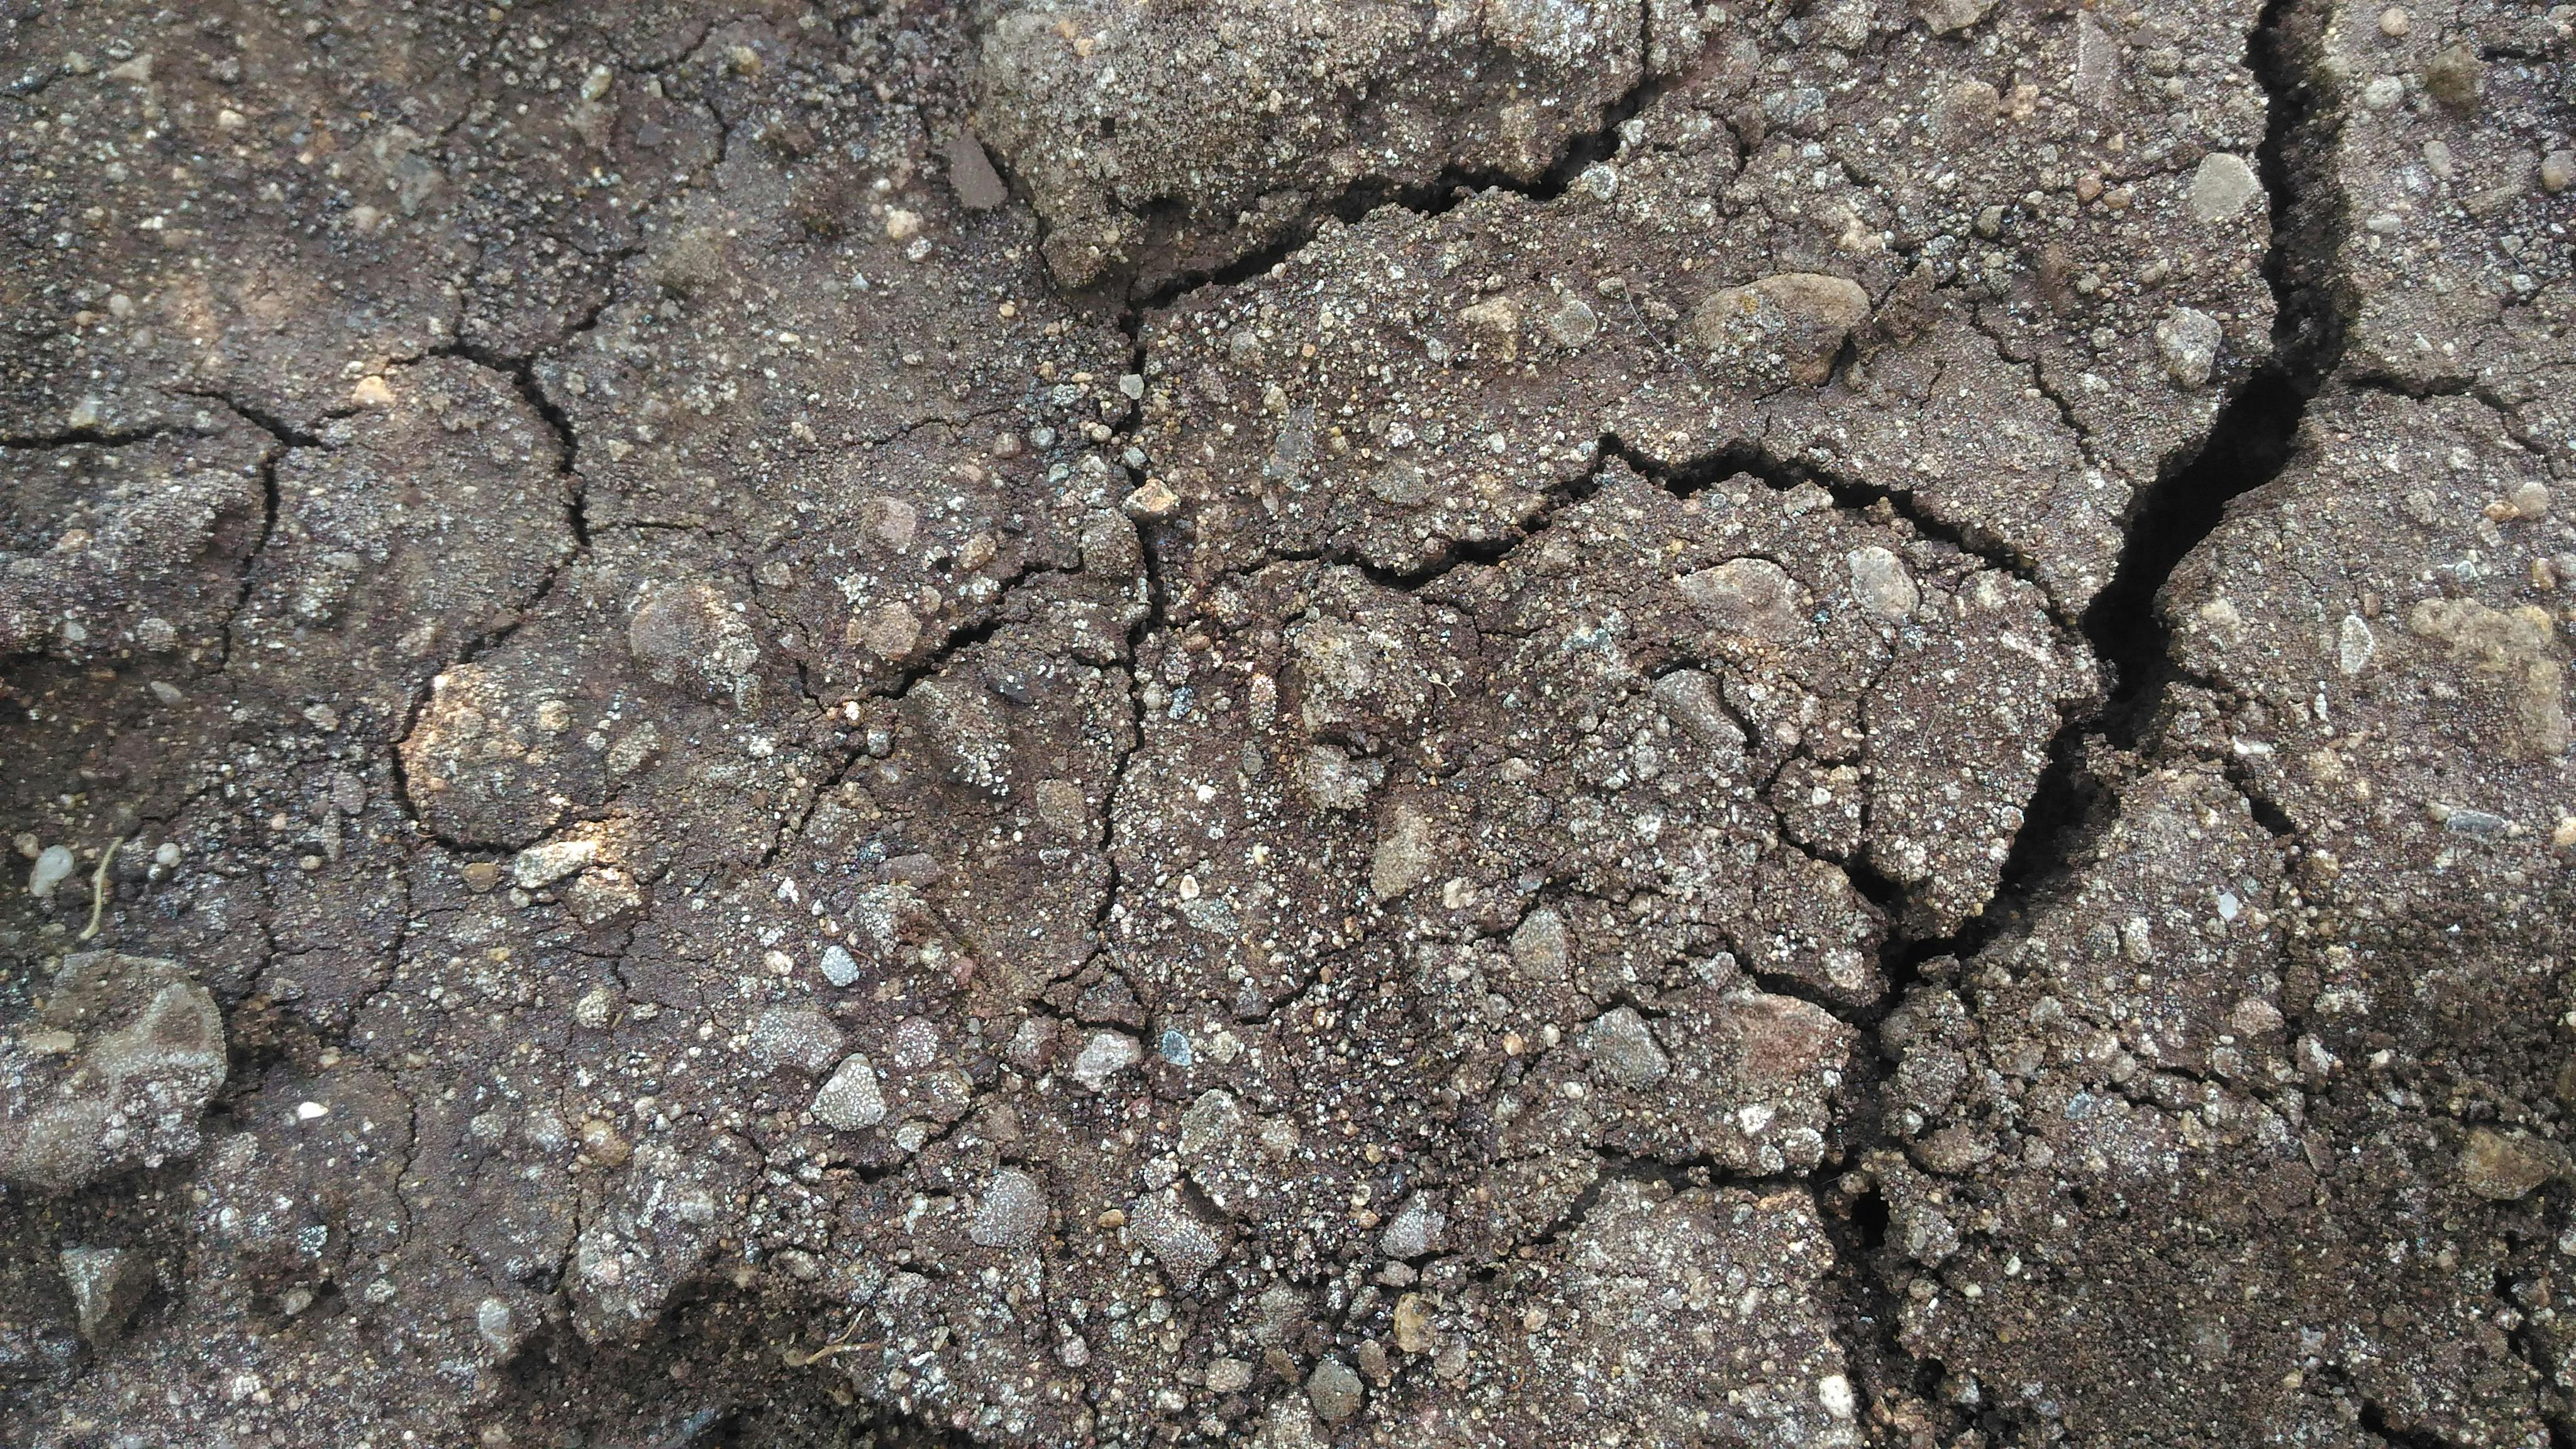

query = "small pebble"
[27, 845, 77, 902]
[2545, 151, 2576, 195]
[1069, 1030, 1142, 1091]
[2186, 153, 2262, 223]
[1206, 1357, 1253, 1394]
[1131, 1189, 1223, 1284]
[2441, 808, 2512, 842]
[1580, 1007, 1673, 1089]
[579, 1118, 631, 1167]
[2337, 614, 2377, 675]
[573, 985, 618, 1030]
[58, 1246, 153, 1345]
[945, 131, 1009, 210]
[2155, 306, 2224, 389]
[2377, 6, 2409, 36]
[813, 1053, 888, 1130]
[512, 838, 596, 890]
[967, 1168, 1049, 1251]
[1845, 545, 1919, 621]
[2462, 1126, 2566, 1200]
[1377, 1192, 1447, 1260]
[1540, 294, 1599, 348]
[1392, 1293, 1435, 1353]
[2424, 45, 2482, 109]
[748, 1006, 845, 1075]
[1121, 480, 1180, 521]
[1306, 1357, 1365, 1424]
[1684, 272, 1870, 387]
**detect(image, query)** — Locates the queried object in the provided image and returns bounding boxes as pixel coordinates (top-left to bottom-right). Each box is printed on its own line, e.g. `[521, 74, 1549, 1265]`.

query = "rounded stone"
[2186, 153, 2262, 223]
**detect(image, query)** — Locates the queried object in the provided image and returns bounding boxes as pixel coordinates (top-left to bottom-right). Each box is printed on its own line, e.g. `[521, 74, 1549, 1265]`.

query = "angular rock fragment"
[1, 953, 225, 1191]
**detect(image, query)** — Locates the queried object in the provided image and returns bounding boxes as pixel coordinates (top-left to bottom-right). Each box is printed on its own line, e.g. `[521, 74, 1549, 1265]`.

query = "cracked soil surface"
[1, 0, 2572, 1445]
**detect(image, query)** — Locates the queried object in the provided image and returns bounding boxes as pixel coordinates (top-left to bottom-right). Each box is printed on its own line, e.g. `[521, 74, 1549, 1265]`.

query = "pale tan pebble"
[1121, 479, 1180, 520]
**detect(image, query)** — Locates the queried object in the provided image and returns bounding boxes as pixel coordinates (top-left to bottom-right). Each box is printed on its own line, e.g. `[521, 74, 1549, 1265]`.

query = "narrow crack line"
[879, 559, 1077, 706]
[404, 341, 596, 694]
[1085, 507, 1167, 961]
[214, 444, 289, 674]
[142, 392, 310, 674]
[1961, 305, 2109, 473]
[1603, 433, 2079, 632]
[760, 557, 1082, 869]
[172, 389, 330, 450]
[1209, 442, 1621, 600]
[426, 338, 591, 545]
[1102, 26, 1676, 314]
[1504, 1150, 1809, 1260]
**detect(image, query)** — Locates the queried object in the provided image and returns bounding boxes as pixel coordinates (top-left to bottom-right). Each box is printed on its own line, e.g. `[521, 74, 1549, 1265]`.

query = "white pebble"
[28, 845, 76, 901]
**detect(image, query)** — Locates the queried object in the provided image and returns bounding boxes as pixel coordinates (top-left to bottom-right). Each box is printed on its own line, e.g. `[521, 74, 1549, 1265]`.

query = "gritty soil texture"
[0, 1, 2571, 1446]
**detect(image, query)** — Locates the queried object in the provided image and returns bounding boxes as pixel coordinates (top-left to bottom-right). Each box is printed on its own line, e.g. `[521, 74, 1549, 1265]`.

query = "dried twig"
[77, 836, 123, 943]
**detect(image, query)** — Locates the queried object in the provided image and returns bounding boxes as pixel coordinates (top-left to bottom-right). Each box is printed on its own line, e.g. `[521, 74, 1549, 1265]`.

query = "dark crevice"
[2360, 1400, 2472, 1449]
[2085, 369, 2309, 740]
[2087, 0, 2347, 747]
[1743, 969, 1871, 1023]
[2226, 760, 2302, 838]
[1807, 0, 2348, 1424]
[1609, 425, 2106, 963]
[1816, 1175, 1945, 1429]
[1855, 0, 2345, 983]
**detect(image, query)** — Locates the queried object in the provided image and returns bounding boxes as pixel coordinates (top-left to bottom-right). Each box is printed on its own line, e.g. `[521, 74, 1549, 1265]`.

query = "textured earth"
[0, 1, 2570, 1445]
